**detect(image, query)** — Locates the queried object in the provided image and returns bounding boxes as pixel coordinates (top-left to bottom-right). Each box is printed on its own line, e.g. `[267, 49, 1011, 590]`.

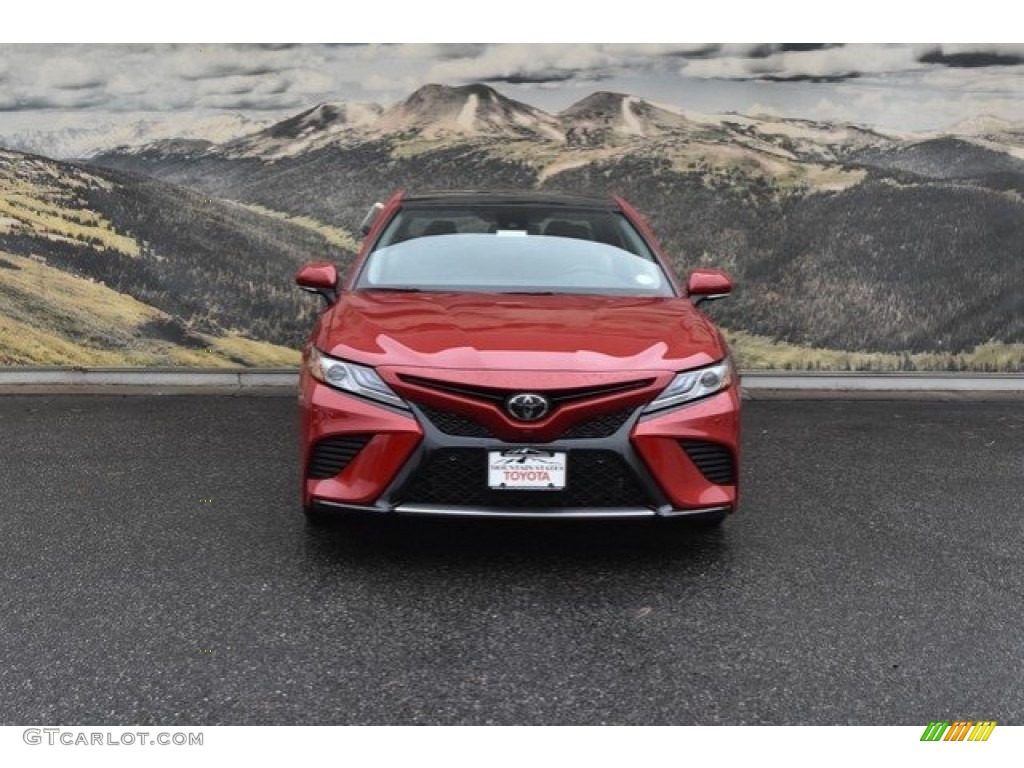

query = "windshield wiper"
[364, 286, 424, 292]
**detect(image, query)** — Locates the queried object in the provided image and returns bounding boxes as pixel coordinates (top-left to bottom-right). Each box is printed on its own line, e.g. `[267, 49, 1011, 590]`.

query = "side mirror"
[296, 262, 339, 306]
[686, 268, 733, 306]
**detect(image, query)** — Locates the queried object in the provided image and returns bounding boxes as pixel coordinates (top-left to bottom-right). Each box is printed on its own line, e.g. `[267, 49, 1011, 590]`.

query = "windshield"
[372, 206, 656, 258]
[356, 233, 673, 296]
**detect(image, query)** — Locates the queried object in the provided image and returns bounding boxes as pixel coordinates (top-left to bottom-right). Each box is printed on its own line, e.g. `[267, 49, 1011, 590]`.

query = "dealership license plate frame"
[487, 449, 567, 491]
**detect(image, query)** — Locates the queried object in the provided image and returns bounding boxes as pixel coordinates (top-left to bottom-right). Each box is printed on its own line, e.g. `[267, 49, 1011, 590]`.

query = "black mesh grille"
[680, 440, 735, 485]
[307, 435, 371, 479]
[416, 405, 495, 438]
[560, 409, 634, 439]
[396, 449, 653, 509]
[417, 404, 634, 440]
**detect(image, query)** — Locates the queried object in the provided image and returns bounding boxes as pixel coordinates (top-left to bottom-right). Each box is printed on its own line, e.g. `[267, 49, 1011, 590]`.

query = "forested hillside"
[0, 149, 347, 364]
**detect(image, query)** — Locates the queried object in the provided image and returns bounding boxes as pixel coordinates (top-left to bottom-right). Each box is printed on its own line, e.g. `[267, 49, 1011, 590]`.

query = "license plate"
[488, 449, 567, 490]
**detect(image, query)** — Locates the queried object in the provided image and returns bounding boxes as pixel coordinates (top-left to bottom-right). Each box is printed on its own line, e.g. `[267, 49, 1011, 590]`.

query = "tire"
[662, 508, 728, 530]
[685, 510, 727, 529]
[303, 503, 335, 525]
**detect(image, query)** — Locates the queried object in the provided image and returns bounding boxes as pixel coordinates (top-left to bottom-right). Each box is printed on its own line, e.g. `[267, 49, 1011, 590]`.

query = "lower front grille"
[417, 404, 495, 438]
[396, 449, 654, 509]
[680, 440, 735, 485]
[560, 408, 634, 438]
[307, 435, 371, 479]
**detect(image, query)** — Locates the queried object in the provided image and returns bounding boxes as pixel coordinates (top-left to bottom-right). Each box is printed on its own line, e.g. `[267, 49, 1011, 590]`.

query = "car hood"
[318, 291, 725, 372]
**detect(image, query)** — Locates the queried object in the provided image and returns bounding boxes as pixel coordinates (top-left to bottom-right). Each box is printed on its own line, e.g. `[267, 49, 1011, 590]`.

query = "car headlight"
[642, 360, 734, 414]
[307, 347, 408, 410]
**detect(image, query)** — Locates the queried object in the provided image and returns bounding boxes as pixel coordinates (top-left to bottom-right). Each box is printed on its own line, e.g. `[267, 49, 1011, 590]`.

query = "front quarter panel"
[298, 371, 422, 508]
[631, 387, 741, 510]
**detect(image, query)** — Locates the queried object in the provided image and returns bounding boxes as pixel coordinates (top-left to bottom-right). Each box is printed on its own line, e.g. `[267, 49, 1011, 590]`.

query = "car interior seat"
[423, 220, 457, 236]
[543, 220, 592, 240]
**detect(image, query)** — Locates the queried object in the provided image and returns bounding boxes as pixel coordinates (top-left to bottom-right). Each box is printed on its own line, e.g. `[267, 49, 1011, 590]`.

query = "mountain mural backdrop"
[2, 82, 1022, 370]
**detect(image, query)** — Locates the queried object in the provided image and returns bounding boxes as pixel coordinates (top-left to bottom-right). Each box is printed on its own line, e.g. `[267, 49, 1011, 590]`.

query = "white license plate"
[488, 449, 567, 490]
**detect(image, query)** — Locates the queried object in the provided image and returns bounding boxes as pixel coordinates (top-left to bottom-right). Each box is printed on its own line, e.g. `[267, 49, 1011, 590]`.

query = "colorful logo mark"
[920, 721, 996, 742]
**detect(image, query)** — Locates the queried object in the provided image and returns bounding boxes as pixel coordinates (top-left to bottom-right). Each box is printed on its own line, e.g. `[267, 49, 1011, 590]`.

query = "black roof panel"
[402, 189, 616, 210]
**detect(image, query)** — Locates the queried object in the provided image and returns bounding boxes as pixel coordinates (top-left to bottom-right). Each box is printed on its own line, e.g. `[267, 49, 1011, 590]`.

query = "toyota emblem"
[505, 393, 551, 422]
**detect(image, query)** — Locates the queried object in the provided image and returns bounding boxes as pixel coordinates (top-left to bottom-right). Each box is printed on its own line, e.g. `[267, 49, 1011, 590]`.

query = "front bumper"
[300, 375, 739, 519]
[308, 499, 732, 520]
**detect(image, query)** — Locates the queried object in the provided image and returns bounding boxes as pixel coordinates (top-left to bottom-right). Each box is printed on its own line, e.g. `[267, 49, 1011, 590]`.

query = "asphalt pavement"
[1, 394, 1021, 725]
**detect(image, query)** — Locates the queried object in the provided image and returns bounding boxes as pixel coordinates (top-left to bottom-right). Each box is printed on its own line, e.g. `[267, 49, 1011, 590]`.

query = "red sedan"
[295, 191, 739, 524]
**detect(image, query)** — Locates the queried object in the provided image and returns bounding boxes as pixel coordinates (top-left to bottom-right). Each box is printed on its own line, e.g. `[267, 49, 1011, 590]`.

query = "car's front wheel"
[303, 503, 335, 525]
[663, 507, 729, 530]
[685, 509, 727, 529]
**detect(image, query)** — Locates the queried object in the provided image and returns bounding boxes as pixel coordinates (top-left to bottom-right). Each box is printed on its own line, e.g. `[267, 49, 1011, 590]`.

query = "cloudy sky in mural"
[2, 43, 1023, 132]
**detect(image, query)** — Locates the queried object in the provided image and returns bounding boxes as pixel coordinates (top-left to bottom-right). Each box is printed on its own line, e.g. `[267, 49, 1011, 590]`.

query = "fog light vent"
[679, 440, 735, 485]
[308, 435, 371, 479]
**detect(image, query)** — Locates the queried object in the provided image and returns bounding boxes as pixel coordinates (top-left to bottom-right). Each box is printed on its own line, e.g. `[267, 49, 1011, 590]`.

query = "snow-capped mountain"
[207, 84, 566, 161]
[0, 112, 275, 160]
[673, 111, 893, 162]
[84, 81, 1024, 187]
[84, 83, 917, 166]
[943, 115, 1024, 160]
[12, 83, 1024, 167]
[560, 91, 695, 141]
[949, 114, 1024, 138]
[219, 102, 383, 160]
[375, 83, 564, 141]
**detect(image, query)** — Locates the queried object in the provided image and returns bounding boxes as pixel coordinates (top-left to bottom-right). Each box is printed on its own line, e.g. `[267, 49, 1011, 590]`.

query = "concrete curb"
[0, 368, 298, 388]
[740, 371, 1024, 391]
[0, 368, 1022, 396]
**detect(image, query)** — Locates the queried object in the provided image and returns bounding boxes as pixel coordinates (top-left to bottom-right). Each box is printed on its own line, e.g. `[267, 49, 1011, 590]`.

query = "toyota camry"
[295, 190, 740, 524]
